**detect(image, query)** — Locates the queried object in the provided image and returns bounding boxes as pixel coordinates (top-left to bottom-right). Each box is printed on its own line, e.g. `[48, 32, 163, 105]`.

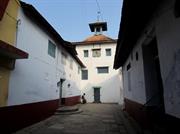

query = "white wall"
[121, 0, 180, 118]
[76, 43, 123, 104]
[8, 8, 81, 106]
[122, 42, 146, 104]
[155, 0, 180, 118]
[61, 53, 82, 98]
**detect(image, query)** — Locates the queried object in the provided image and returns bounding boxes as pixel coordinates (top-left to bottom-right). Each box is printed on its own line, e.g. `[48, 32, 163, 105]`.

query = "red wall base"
[124, 98, 180, 132]
[0, 99, 59, 133]
[124, 98, 151, 128]
[62, 95, 81, 106]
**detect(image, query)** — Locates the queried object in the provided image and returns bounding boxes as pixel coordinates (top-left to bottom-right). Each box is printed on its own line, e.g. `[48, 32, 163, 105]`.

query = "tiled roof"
[73, 34, 117, 45]
[84, 34, 114, 42]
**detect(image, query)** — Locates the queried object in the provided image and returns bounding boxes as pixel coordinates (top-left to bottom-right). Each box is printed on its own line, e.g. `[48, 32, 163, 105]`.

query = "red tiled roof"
[73, 34, 117, 45]
[84, 34, 114, 42]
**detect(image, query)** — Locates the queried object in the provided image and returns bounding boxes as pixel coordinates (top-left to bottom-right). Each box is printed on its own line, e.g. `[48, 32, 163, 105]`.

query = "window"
[95, 27, 102, 35]
[128, 72, 131, 91]
[84, 50, 89, 57]
[106, 49, 111, 56]
[96, 27, 100, 32]
[70, 58, 73, 69]
[97, 67, 109, 74]
[126, 63, 131, 71]
[136, 52, 139, 61]
[78, 66, 81, 74]
[92, 49, 101, 57]
[82, 70, 88, 80]
[61, 52, 67, 65]
[48, 40, 56, 58]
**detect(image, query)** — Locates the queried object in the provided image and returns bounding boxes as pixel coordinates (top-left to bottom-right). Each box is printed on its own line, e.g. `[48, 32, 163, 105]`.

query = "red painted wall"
[63, 95, 81, 106]
[0, 99, 59, 133]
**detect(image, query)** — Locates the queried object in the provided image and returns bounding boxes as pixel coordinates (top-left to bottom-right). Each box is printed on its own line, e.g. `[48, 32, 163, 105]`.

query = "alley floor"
[13, 104, 137, 134]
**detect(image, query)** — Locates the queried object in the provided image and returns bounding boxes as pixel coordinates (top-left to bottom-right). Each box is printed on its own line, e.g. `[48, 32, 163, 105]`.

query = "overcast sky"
[22, 0, 123, 42]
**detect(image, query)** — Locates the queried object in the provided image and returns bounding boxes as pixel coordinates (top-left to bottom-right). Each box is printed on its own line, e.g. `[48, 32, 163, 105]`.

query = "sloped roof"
[20, 1, 85, 68]
[73, 34, 117, 45]
[89, 22, 107, 32]
[113, 0, 162, 69]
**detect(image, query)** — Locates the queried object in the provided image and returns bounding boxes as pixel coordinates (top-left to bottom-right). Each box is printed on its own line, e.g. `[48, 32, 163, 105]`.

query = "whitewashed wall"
[122, 42, 146, 105]
[76, 43, 123, 104]
[8, 8, 81, 106]
[155, 0, 180, 118]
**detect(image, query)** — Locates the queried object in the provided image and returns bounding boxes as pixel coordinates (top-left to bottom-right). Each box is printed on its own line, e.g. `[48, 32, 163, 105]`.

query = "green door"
[94, 87, 101, 103]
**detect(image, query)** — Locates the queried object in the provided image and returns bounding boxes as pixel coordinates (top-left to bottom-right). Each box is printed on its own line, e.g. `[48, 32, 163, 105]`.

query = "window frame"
[81, 69, 88, 80]
[48, 40, 56, 58]
[105, 48, 111, 56]
[97, 66, 109, 74]
[92, 49, 101, 57]
[84, 50, 89, 57]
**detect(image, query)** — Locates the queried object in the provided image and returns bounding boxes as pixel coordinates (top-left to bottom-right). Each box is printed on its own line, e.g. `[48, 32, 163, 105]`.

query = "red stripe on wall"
[124, 98, 151, 128]
[0, 99, 59, 133]
[63, 95, 81, 106]
[0, 0, 10, 20]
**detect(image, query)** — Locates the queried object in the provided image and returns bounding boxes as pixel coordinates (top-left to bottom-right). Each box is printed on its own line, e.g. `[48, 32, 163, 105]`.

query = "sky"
[22, 0, 123, 42]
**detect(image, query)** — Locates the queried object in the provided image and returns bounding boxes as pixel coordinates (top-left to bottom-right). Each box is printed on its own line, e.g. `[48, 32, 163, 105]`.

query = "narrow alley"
[13, 104, 136, 134]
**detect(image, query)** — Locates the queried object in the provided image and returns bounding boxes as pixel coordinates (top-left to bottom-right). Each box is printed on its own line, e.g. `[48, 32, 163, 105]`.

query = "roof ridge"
[83, 34, 115, 42]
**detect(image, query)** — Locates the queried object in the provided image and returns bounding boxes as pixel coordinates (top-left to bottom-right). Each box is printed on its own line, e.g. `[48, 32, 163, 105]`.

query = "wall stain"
[165, 49, 180, 113]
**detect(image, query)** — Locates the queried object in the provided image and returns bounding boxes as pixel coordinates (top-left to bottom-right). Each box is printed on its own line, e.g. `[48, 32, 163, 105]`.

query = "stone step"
[55, 105, 82, 115]
[55, 109, 83, 115]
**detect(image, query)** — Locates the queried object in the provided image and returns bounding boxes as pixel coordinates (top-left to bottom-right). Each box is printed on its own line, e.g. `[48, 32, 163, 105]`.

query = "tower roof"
[84, 34, 113, 42]
[73, 34, 117, 45]
[89, 22, 107, 32]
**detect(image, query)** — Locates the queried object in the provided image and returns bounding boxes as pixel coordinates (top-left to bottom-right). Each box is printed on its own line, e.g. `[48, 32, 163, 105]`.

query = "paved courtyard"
[14, 104, 137, 134]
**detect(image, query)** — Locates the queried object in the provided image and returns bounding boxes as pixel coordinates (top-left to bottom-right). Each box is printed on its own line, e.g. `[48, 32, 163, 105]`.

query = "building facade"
[0, 0, 28, 107]
[114, 0, 180, 131]
[0, 1, 84, 133]
[75, 22, 123, 104]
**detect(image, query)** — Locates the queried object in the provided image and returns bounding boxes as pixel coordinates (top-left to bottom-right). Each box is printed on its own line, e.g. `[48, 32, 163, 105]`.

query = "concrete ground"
[13, 104, 138, 134]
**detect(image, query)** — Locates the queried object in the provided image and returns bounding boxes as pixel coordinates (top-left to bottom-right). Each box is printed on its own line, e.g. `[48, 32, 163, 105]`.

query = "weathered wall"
[8, 8, 81, 106]
[156, 0, 180, 118]
[122, 42, 146, 105]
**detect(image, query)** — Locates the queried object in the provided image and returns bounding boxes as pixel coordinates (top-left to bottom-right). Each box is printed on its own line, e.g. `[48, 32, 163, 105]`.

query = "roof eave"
[113, 0, 162, 69]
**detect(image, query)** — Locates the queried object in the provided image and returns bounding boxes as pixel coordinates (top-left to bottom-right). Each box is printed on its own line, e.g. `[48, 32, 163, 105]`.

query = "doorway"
[59, 78, 65, 105]
[142, 38, 164, 113]
[94, 87, 101, 103]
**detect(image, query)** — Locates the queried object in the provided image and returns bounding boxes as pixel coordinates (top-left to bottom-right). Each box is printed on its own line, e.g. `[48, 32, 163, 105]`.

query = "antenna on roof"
[97, 11, 100, 22]
[95, 0, 103, 21]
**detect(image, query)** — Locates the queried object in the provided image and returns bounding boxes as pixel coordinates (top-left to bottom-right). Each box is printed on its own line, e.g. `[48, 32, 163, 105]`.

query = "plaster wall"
[8, 8, 81, 106]
[76, 43, 123, 104]
[122, 43, 146, 105]
[155, 0, 180, 118]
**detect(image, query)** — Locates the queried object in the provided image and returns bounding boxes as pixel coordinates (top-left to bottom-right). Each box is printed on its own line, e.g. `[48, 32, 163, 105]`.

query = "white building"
[114, 0, 180, 130]
[74, 22, 123, 104]
[7, 1, 85, 122]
